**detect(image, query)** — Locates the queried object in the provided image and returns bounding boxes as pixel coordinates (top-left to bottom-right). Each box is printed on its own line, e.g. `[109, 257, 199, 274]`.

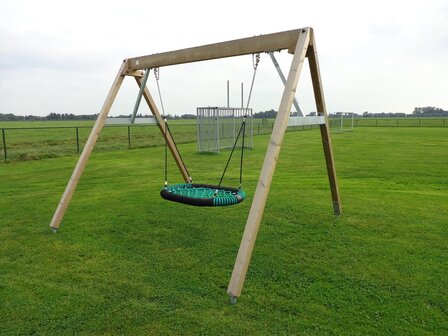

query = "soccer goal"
[330, 113, 355, 133]
[197, 107, 253, 153]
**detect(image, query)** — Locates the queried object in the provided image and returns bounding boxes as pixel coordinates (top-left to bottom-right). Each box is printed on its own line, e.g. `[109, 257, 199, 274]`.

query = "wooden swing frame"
[49, 27, 341, 303]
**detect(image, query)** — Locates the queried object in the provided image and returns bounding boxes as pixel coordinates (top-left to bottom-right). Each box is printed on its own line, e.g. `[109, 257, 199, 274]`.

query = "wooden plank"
[227, 28, 311, 301]
[49, 61, 128, 231]
[135, 77, 191, 182]
[126, 29, 305, 71]
[123, 69, 145, 78]
[307, 29, 341, 215]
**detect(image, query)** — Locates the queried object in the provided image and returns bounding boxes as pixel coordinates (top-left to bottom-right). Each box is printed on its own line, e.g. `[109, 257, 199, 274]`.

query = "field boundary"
[2, 117, 447, 162]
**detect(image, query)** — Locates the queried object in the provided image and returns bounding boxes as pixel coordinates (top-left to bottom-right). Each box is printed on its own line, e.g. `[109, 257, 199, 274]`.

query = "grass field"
[0, 119, 281, 162]
[1, 127, 447, 335]
[1, 118, 446, 163]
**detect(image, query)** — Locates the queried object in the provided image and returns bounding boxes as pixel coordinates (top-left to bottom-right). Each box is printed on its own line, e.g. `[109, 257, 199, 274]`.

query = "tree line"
[0, 110, 280, 121]
[1, 106, 447, 122]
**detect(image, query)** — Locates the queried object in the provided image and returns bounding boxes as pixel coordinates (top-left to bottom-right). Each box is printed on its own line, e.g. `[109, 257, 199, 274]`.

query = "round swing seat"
[160, 183, 246, 207]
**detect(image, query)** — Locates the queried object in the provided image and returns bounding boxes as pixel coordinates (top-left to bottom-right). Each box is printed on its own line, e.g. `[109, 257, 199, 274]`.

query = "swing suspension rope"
[155, 54, 260, 206]
[161, 115, 247, 206]
[154, 67, 192, 185]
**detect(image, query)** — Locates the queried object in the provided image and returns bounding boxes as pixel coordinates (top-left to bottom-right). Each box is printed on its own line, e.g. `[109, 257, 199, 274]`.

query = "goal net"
[197, 107, 253, 153]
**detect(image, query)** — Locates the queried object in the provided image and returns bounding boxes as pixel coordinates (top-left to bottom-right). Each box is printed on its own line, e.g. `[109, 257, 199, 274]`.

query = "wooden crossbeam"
[125, 29, 304, 71]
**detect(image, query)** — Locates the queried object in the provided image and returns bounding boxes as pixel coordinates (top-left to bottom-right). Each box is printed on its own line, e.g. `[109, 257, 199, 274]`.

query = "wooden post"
[49, 60, 128, 231]
[307, 30, 341, 215]
[227, 28, 311, 302]
[75, 127, 80, 153]
[2, 128, 6, 161]
[135, 77, 191, 182]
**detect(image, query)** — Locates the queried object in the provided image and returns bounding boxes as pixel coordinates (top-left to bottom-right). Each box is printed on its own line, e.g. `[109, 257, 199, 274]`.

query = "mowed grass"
[0, 127, 447, 335]
[0, 119, 277, 162]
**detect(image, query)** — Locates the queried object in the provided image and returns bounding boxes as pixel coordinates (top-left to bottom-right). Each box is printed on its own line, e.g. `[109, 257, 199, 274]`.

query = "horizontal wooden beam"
[126, 28, 307, 71]
[123, 69, 145, 78]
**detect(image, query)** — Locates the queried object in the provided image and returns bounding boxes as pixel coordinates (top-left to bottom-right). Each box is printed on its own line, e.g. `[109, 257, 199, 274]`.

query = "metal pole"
[268, 52, 303, 116]
[131, 69, 150, 124]
[227, 80, 230, 108]
[241, 82, 244, 108]
[76, 127, 80, 153]
[2, 128, 6, 161]
[340, 114, 343, 132]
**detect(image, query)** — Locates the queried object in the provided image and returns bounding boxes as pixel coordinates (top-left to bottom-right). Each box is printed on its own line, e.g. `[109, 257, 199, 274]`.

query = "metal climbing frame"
[196, 107, 253, 153]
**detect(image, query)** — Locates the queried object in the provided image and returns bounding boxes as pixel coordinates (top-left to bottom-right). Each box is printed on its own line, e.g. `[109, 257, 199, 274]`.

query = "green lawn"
[1, 127, 447, 335]
[0, 119, 279, 162]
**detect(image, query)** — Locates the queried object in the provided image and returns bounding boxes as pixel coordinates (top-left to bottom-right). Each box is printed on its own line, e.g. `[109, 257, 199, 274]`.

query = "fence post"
[2, 128, 6, 161]
[76, 127, 80, 153]
[375, 119, 378, 127]
[396, 119, 399, 127]
[419, 119, 422, 127]
[444, 119, 446, 127]
[128, 126, 131, 148]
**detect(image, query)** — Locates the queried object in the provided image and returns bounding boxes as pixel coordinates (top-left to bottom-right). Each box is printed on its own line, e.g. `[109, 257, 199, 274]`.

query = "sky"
[0, 0, 447, 117]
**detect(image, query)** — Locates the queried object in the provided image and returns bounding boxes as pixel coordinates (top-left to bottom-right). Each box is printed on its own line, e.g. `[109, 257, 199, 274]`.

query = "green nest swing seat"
[149, 63, 253, 208]
[161, 183, 246, 207]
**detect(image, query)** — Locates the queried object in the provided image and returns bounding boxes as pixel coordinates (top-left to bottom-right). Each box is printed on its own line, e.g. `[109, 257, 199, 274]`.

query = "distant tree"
[412, 106, 446, 116]
[253, 109, 277, 118]
[414, 107, 448, 117]
[181, 114, 196, 119]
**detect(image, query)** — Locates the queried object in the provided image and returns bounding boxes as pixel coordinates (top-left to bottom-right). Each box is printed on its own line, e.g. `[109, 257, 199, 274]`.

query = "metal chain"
[246, 53, 260, 109]
[154, 67, 166, 116]
[252, 53, 260, 70]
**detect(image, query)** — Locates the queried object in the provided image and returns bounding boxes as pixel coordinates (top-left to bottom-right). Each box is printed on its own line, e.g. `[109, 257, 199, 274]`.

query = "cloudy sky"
[0, 0, 447, 117]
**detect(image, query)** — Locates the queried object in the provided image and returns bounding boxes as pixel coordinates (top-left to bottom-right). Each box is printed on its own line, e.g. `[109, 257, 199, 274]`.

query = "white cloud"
[1, 0, 447, 116]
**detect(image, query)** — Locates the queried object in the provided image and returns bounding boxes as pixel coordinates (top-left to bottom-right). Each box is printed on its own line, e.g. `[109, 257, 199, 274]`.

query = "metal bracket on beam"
[287, 116, 325, 126]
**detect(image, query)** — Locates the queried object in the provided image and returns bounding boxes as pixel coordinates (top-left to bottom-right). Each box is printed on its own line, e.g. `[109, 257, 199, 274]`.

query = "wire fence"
[1, 121, 290, 162]
[353, 118, 448, 127]
[2, 118, 446, 162]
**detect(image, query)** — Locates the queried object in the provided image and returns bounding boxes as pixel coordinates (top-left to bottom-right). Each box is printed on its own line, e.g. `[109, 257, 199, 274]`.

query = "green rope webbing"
[161, 183, 246, 207]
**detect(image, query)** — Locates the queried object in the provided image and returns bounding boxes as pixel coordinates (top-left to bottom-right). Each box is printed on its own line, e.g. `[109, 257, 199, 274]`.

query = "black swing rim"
[161, 183, 246, 207]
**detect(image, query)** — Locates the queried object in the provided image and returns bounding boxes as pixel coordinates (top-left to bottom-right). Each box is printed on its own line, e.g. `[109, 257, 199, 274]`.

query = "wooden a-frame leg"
[227, 28, 311, 302]
[49, 61, 128, 231]
[135, 77, 191, 182]
[307, 31, 341, 215]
